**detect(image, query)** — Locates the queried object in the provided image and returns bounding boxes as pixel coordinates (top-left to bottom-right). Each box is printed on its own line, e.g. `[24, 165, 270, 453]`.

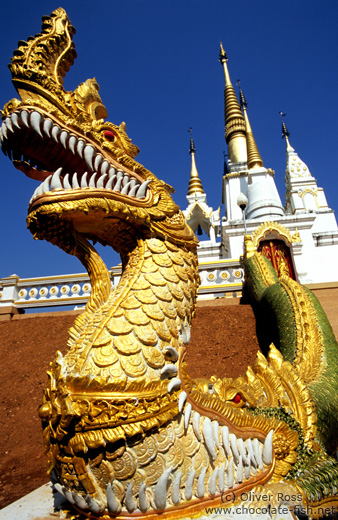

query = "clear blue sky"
[1, 0, 338, 278]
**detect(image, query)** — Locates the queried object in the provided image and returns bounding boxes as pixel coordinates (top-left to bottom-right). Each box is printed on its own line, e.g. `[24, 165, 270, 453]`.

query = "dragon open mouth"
[0, 109, 152, 210]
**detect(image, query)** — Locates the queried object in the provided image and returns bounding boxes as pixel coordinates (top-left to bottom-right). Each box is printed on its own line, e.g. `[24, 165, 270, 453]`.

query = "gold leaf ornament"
[92, 344, 119, 367]
[120, 352, 147, 377]
[107, 317, 133, 335]
[112, 449, 137, 480]
[114, 334, 141, 355]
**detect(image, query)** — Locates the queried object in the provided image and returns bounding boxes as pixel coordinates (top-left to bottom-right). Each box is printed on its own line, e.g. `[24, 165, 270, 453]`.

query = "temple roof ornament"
[251, 221, 301, 249]
[238, 81, 263, 169]
[183, 132, 220, 240]
[187, 128, 205, 196]
[219, 43, 247, 164]
[280, 112, 295, 152]
[282, 113, 313, 182]
[281, 114, 331, 215]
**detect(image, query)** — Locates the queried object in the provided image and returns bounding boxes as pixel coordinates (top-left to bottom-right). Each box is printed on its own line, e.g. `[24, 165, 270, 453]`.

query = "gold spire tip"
[219, 41, 228, 62]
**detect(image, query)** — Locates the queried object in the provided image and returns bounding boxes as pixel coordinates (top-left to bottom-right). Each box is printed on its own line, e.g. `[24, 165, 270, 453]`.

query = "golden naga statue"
[2, 8, 338, 519]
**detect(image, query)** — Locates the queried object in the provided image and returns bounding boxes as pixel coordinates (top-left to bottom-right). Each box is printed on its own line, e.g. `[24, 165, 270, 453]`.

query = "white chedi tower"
[219, 45, 285, 259]
[238, 85, 284, 221]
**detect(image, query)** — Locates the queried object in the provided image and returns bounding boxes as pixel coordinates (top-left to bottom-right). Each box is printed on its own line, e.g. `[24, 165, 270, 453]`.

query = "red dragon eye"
[104, 130, 115, 142]
[233, 393, 241, 404]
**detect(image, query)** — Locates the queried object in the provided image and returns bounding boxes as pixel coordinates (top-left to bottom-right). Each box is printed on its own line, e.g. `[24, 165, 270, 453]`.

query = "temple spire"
[187, 128, 205, 196]
[219, 43, 247, 164]
[238, 80, 263, 169]
[280, 112, 294, 152]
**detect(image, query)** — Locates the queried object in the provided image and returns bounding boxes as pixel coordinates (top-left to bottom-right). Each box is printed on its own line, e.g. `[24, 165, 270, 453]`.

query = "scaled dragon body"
[2, 9, 338, 519]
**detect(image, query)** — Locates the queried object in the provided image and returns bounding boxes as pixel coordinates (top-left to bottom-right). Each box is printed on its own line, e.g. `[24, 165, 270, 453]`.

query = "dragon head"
[1, 7, 197, 262]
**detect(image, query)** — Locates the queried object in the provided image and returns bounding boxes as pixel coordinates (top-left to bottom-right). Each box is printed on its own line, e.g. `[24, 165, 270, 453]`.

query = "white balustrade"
[0, 259, 244, 310]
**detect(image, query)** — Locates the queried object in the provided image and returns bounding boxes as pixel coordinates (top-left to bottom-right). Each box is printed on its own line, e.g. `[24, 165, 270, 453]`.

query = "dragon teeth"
[94, 154, 103, 171]
[51, 125, 60, 142]
[253, 438, 264, 469]
[153, 467, 172, 510]
[106, 176, 115, 189]
[72, 491, 88, 510]
[113, 175, 123, 192]
[1, 121, 7, 139]
[101, 161, 110, 175]
[81, 172, 88, 188]
[60, 130, 69, 147]
[167, 377, 181, 393]
[21, 110, 29, 127]
[55, 422, 273, 515]
[212, 420, 220, 449]
[171, 470, 182, 505]
[160, 363, 178, 378]
[77, 139, 85, 158]
[125, 481, 136, 513]
[11, 112, 21, 130]
[136, 179, 152, 199]
[5, 116, 14, 133]
[230, 433, 240, 462]
[1, 110, 151, 203]
[178, 391, 187, 412]
[89, 173, 97, 188]
[263, 430, 274, 465]
[236, 455, 243, 483]
[63, 173, 71, 190]
[246, 438, 258, 468]
[138, 482, 149, 513]
[203, 417, 217, 460]
[72, 173, 80, 189]
[227, 458, 234, 488]
[238, 438, 249, 465]
[218, 462, 226, 492]
[50, 167, 63, 190]
[29, 168, 148, 203]
[163, 346, 179, 362]
[86, 495, 104, 515]
[208, 467, 219, 495]
[30, 111, 43, 137]
[106, 483, 122, 514]
[97, 174, 107, 188]
[196, 467, 207, 498]
[41, 175, 52, 193]
[192, 411, 201, 440]
[184, 467, 195, 500]
[184, 403, 192, 429]
[68, 134, 77, 153]
[43, 119, 53, 137]
[84, 145, 95, 170]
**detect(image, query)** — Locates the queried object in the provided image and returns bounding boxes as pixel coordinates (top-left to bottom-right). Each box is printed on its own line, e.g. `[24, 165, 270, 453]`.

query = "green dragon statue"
[2, 8, 338, 520]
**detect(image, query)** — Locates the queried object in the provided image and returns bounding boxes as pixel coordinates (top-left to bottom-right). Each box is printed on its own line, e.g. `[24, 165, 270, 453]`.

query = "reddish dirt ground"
[0, 299, 259, 509]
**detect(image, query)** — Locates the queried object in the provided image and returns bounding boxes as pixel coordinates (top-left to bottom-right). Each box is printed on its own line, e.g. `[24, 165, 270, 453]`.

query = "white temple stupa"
[182, 43, 338, 288]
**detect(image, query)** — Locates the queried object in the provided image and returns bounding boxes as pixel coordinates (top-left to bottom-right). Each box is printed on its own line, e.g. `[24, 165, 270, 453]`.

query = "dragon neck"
[63, 235, 199, 384]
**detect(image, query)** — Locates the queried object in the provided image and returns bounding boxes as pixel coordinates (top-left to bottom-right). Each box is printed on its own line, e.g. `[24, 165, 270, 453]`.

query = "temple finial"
[219, 41, 228, 63]
[219, 45, 247, 164]
[237, 79, 248, 109]
[188, 127, 196, 155]
[279, 112, 294, 152]
[187, 129, 205, 196]
[238, 82, 263, 169]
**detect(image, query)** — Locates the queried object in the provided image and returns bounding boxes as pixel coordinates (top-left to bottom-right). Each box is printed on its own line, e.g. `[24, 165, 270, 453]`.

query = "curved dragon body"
[2, 9, 338, 519]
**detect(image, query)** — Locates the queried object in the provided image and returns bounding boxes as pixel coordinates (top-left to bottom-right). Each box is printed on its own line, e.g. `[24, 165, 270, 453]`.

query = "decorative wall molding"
[0, 259, 244, 310]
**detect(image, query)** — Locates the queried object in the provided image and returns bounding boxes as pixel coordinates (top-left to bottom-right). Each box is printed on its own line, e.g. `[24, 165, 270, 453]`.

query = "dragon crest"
[2, 8, 338, 519]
